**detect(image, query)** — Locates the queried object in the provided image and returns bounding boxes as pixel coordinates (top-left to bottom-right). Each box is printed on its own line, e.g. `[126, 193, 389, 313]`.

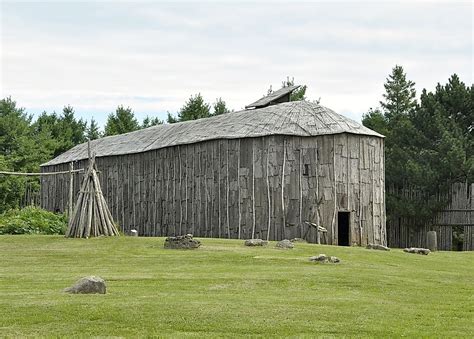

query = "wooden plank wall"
[41, 134, 386, 245]
[387, 182, 473, 250]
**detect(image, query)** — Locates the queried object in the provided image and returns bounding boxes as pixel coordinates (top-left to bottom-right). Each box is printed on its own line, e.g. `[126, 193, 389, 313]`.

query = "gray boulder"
[366, 243, 390, 251]
[403, 247, 431, 255]
[64, 276, 106, 294]
[164, 234, 201, 249]
[244, 239, 268, 246]
[275, 239, 294, 249]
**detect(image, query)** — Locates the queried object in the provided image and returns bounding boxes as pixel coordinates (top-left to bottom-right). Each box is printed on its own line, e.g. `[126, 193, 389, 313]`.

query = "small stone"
[130, 229, 138, 237]
[366, 243, 390, 251]
[64, 276, 106, 294]
[309, 254, 340, 263]
[290, 238, 307, 243]
[275, 239, 294, 249]
[309, 254, 328, 262]
[403, 247, 430, 255]
[244, 239, 268, 246]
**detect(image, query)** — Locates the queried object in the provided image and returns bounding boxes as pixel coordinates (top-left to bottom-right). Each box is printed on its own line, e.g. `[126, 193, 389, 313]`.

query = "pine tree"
[412, 75, 473, 185]
[166, 112, 178, 124]
[54, 105, 87, 156]
[104, 105, 140, 136]
[363, 66, 421, 217]
[212, 98, 231, 116]
[142, 116, 163, 128]
[177, 94, 211, 122]
[87, 118, 101, 140]
[0, 98, 54, 212]
[380, 65, 417, 121]
[363, 67, 473, 221]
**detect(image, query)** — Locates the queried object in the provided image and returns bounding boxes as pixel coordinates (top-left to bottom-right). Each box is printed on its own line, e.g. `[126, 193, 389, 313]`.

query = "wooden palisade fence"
[387, 182, 473, 251]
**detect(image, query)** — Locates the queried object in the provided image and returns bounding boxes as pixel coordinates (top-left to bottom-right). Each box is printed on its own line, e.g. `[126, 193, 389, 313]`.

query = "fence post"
[427, 231, 437, 251]
[69, 162, 74, 217]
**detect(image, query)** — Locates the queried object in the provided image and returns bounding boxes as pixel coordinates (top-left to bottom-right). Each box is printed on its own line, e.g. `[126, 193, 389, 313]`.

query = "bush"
[0, 206, 67, 235]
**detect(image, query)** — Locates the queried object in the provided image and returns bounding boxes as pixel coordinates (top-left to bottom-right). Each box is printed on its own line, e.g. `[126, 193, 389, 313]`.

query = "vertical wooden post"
[251, 141, 256, 239]
[331, 135, 337, 244]
[299, 143, 303, 238]
[87, 139, 92, 160]
[315, 140, 321, 245]
[427, 231, 437, 251]
[266, 144, 271, 241]
[226, 143, 230, 238]
[281, 139, 286, 238]
[237, 140, 241, 239]
[68, 162, 74, 217]
[218, 142, 221, 238]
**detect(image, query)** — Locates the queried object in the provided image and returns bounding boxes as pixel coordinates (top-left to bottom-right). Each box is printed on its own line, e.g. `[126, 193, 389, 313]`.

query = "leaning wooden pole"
[65, 141, 120, 238]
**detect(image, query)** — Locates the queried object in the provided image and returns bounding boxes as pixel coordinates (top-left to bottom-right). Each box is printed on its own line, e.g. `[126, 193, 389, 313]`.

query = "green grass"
[0, 236, 472, 337]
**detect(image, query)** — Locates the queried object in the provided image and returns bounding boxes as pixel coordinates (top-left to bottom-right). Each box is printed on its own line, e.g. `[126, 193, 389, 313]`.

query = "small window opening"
[303, 164, 309, 176]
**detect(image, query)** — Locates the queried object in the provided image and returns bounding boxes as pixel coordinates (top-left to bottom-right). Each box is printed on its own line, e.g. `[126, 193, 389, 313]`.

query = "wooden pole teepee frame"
[65, 141, 120, 238]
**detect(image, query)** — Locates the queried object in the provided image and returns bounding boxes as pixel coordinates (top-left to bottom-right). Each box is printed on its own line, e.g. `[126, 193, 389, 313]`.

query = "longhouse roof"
[245, 85, 300, 109]
[42, 101, 384, 166]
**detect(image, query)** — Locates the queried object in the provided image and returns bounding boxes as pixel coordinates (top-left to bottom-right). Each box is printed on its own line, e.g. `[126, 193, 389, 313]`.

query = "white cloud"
[1, 1, 472, 127]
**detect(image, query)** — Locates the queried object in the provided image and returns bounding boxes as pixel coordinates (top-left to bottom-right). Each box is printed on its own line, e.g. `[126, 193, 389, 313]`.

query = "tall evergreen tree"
[411, 75, 473, 185]
[53, 105, 87, 156]
[166, 112, 178, 124]
[86, 118, 101, 140]
[380, 65, 417, 121]
[0, 98, 54, 212]
[104, 105, 140, 136]
[142, 116, 163, 128]
[212, 98, 231, 116]
[364, 66, 473, 221]
[177, 94, 211, 122]
[168, 95, 233, 123]
[363, 66, 421, 217]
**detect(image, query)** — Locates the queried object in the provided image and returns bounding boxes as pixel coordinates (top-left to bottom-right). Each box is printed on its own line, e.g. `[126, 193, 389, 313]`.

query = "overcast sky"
[1, 1, 472, 127]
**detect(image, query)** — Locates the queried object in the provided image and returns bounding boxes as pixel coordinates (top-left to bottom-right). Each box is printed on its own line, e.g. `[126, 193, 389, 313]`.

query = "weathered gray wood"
[387, 182, 473, 250]
[68, 162, 74, 217]
[427, 231, 437, 251]
[42, 131, 388, 247]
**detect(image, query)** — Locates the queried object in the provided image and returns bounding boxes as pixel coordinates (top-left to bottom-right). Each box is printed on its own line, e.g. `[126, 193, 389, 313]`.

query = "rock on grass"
[309, 254, 341, 263]
[64, 276, 106, 294]
[244, 239, 268, 246]
[404, 247, 431, 255]
[366, 243, 390, 251]
[164, 234, 201, 249]
[275, 239, 294, 249]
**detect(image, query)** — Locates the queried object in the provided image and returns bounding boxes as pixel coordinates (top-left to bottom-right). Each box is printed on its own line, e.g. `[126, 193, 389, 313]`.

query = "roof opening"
[245, 85, 300, 109]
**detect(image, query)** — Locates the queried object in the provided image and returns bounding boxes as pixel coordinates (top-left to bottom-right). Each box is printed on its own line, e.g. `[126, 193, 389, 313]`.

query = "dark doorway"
[452, 226, 464, 251]
[338, 212, 350, 246]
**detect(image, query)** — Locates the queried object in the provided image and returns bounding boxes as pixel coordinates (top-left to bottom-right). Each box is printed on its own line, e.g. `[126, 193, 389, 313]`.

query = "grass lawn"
[0, 236, 472, 337]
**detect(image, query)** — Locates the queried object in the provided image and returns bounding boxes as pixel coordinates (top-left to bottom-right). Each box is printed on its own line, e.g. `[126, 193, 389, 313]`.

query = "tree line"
[362, 66, 473, 222]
